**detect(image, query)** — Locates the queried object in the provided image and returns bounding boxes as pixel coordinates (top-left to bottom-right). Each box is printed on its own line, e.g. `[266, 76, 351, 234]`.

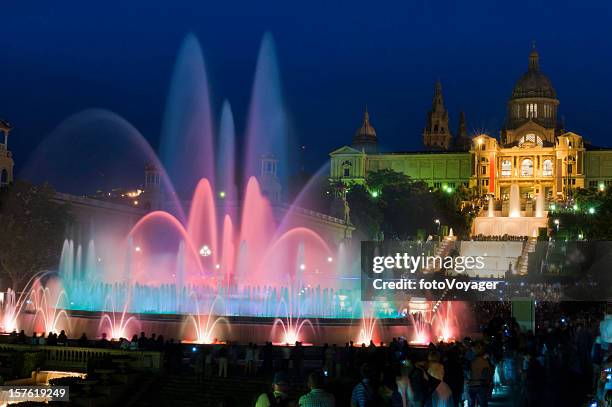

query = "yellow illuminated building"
[330, 46, 612, 204]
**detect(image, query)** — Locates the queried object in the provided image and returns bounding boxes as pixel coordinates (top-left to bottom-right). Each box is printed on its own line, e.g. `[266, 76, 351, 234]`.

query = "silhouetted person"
[99, 332, 109, 348]
[57, 330, 68, 345]
[77, 331, 89, 348]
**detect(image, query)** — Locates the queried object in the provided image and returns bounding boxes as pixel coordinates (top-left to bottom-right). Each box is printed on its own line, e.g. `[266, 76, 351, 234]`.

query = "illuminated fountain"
[1, 289, 20, 332]
[5, 32, 475, 345]
[356, 304, 379, 345]
[29, 280, 71, 335]
[98, 293, 140, 340]
[432, 301, 461, 342]
[472, 183, 547, 237]
[508, 183, 521, 218]
[535, 192, 545, 218]
[184, 295, 230, 344]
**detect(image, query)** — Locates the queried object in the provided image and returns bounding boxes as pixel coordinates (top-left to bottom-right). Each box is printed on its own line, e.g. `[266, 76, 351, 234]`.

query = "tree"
[549, 186, 612, 240]
[339, 169, 470, 240]
[0, 181, 71, 290]
[346, 184, 382, 239]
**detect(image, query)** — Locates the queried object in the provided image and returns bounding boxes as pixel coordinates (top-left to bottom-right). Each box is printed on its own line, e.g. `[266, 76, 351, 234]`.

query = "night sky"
[2, 0, 612, 188]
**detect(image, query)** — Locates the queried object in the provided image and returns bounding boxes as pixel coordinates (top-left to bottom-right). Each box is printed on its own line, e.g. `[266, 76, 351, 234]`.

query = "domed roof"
[511, 47, 556, 99]
[352, 107, 377, 146]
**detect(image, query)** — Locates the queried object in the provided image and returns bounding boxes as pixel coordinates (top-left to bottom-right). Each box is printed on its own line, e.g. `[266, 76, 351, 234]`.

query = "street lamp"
[199, 245, 212, 257]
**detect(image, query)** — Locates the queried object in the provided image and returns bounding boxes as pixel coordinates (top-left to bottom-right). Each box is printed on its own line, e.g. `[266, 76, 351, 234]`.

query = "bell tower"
[423, 81, 452, 150]
[0, 119, 14, 187]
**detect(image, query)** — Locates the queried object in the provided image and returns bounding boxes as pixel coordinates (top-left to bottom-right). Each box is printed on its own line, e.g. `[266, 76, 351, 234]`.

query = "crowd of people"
[470, 234, 529, 242]
[3, 301, 609, 406]
[6, 328, 176, 352]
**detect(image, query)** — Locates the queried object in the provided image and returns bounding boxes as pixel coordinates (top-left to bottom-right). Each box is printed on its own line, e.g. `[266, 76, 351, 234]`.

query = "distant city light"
[550, 204, 556, 211]
[578, 233, 584, 239]
[215, 264, 221, 269]
[199, 245, 212, 257]
[299, 264, 306, 271]
[133, 200, 139, 205]
[327, 257, 333, 263]
[599, 183, 605, 192]
[135, 246, 141, 252]
[218, 191, 226, 199]
[370, 191, 379, 198]
[573, 204, 578, 211]
[124, 189, 143, 198]
[588, 207, 595, 214]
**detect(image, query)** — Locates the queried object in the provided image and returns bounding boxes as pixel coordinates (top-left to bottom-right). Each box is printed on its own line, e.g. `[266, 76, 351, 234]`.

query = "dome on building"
[352, 107, 377, 150]
[511, 47, 556, 99]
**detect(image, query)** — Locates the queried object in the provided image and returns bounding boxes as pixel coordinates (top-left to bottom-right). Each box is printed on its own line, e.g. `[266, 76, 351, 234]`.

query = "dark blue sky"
[3, 0, 612, 180]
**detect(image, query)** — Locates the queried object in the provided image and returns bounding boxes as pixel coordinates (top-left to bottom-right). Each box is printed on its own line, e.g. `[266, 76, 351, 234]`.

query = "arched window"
[526, 103, 537, 118]
[341, 160, 352, 178]
[521, 159, 533, 177]
[501, 160, 511, 177]
[543, 159, 553, 176]
[518, 133, 543, 147]
[0, 169, 7, 185]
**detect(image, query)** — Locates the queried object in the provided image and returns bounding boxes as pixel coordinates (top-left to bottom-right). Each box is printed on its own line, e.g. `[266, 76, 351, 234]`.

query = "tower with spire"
[454, 111, 471, 151]
[351, 106, 377, 153]
[423, 81, 452, 150]
[0, 119, 14, 187]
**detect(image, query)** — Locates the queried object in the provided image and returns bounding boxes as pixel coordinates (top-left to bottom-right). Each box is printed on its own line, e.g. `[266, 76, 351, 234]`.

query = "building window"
[501, 160, 511, 177]
[521, 159, 533, 177]
[433, 182, 441, 188]
[543, 104, 552, 118]
[543, 159, 553, 176]
[0, 169, 6, 186]
[518, 133, 543, 147]
[481, 165, 487, 175]
[526, 103, 537, 118]
[341, 160, 352, 178]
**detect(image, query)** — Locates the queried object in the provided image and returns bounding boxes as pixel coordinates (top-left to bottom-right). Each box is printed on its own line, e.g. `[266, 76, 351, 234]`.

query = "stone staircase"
[422, 236, 457, 273]
[516, 237, 537, 275]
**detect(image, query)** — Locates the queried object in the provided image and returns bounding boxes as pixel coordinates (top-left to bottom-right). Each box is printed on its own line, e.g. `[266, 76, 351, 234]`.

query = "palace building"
[330, 46, 612, 203]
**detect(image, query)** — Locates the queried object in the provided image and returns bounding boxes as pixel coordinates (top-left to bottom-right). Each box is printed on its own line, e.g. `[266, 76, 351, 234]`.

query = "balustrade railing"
[0, 343, 163, 372]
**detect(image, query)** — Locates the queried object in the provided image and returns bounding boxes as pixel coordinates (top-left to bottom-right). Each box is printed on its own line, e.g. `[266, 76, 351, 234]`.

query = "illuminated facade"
[330, 47, 612, 202]
[0, 119, 13, 187]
